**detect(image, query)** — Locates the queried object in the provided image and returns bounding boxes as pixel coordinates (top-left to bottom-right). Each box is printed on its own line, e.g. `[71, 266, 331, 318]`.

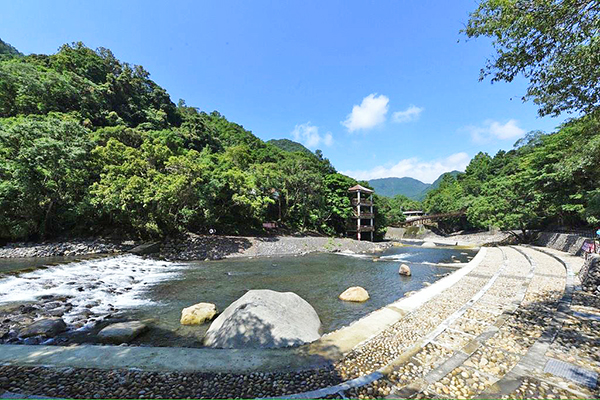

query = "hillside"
[267, 139, 313, 155]
[0, 40, 383, 240]
[369, 171, 460, 200]
[0, 39, 22, 57]
[368, 177, 429, 199]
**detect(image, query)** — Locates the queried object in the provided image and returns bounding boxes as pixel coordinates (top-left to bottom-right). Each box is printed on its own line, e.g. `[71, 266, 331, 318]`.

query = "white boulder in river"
[339, 286, 370, 302]
[203, 289, 321, 349]
[399, 264, 411, 276]
[422, 241, 436, 248]
[180, 302, 217, 325]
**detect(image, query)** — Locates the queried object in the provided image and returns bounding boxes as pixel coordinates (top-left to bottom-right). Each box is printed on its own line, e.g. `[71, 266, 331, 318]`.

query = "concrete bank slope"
[0, 249, 488, 374]
[328, 246, 599, 400]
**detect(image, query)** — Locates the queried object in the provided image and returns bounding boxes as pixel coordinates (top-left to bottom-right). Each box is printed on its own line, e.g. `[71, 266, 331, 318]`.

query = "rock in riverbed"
[19, 318, 66, 338]
[204, 290, 321, 349]
[97, 321, 148, 344]
[339, 286, 370, 302]
[399, 264, 411, 276]
[180, 303, 217, 325]
[422, 241, 436, 248]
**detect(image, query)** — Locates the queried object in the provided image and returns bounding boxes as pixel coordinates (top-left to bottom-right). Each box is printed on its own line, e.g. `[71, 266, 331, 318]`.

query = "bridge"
[403, 211, 466, 226]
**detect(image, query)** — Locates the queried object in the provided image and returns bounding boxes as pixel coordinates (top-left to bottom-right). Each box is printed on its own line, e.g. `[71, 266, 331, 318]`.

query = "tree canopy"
[464, 0, 600, 117]
[424, 116, 600, 237]
[0, 40, 394, 241]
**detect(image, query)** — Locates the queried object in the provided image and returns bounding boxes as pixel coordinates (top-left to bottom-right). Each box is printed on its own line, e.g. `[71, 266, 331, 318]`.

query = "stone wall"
[384, 227, 406, 240]
[580, 255, 600, 295]
[533, 232, 594, 255]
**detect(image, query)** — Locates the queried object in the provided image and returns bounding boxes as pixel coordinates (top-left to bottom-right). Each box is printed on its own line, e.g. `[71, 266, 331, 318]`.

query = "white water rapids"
[0, 255, 185, 326]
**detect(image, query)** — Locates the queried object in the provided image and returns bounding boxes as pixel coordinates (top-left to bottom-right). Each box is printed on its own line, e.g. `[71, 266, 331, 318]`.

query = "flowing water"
[0, 244, 476, 347]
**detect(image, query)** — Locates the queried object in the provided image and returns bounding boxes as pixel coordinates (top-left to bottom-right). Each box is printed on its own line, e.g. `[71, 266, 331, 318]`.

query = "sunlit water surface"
[0, 244, 476, 347]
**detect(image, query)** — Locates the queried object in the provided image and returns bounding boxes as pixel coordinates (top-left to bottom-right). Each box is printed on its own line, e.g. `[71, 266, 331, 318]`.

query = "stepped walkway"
[0, 246, 598, 399]
[336, 246, 599, 399]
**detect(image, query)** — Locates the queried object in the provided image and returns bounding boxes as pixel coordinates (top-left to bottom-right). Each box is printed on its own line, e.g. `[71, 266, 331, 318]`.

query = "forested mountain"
[0, 39, 22, 57]
[0, 40, 393, 241]
[369, 171, 460, 201]
[368, 177, 429, 200]
[267, 139, 313, 156]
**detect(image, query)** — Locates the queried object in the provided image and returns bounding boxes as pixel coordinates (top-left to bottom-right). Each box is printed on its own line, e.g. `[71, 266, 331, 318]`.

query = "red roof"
[348, 184, 374, 193]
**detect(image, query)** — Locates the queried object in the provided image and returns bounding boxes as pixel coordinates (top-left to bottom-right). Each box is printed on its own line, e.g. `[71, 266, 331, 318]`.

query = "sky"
[1, 0, 570, 183]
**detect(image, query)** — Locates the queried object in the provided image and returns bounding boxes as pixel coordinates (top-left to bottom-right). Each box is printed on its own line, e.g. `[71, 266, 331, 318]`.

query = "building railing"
[352, 212, 374, 219]
[351, 199, 373, 206]
[348, 225, 375, 232]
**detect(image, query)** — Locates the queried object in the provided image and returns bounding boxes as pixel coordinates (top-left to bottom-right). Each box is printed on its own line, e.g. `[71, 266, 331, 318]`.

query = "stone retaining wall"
[533, 232, 593, 255]
[384, 227, 405, 240]
[580, 254, 600, 295]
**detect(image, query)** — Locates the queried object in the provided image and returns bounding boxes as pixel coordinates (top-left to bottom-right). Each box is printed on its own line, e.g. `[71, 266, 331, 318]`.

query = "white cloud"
[465, 119, 526, 143]
[392, 105, 424, 123]
[342, 93, 389, 132]
[341, 152, 470, 184]
[291, 122, 333, 149]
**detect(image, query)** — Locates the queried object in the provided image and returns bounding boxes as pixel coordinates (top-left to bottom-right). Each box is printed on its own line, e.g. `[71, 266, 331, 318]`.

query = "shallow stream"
[0, 244, 476, 347]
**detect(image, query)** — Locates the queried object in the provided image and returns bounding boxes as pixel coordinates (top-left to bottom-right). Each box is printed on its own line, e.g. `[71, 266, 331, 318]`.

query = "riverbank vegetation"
[424, 116, 600, 237]
[424, 0, 600, 238]
[0, 40, 395, 241]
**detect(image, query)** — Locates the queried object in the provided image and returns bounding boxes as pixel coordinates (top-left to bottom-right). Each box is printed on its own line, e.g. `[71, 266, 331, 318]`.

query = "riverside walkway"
[0, 246, 598, 399]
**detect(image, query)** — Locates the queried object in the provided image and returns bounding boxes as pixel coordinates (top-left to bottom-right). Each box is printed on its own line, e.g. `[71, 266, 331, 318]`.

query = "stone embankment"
[0, 239, 133, 258]
[533, 231, 595, 255]
[1, 245, 598, 399]
[580, 254, 600, 295]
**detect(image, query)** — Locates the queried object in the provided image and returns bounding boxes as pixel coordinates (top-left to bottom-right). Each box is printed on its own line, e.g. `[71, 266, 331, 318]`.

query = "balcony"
[351, 199, 373, 206]
[348, 225, 375, 232]
[352, 212, 374, 219]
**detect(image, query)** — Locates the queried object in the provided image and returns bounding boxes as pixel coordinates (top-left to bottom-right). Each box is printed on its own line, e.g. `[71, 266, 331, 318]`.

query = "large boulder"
[97, 321, 148, 344]
[19, 318, 66, 338]
[399, 264, 411, 276]
[339, 286, 370, 302]
[181, 303, 217, 325]
[421, 241, 436, 248]
[203, 290, 321, 349]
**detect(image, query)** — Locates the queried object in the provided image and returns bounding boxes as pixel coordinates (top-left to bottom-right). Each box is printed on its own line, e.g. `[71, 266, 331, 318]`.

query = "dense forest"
[0, 40, 405, 241]
[423, 117, 600, 238]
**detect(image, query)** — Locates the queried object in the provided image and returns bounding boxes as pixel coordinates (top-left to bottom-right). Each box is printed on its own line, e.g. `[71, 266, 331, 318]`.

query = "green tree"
[0, 115, 92, 239]
[464, 0, 600, 116]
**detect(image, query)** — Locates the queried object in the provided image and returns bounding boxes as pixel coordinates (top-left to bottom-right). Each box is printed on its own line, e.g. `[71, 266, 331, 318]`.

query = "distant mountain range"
[369, 171, 460, 201]
[268, 138, 460, 201]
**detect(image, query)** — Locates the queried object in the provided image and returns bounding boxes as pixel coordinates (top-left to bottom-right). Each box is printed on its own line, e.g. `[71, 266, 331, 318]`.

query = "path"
[341, 246, 599, 399]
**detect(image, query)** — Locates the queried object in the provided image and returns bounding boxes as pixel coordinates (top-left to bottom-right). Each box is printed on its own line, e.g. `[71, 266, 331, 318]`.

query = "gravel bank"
[0, 239, 134, 258]
[159, 234, 391, 261]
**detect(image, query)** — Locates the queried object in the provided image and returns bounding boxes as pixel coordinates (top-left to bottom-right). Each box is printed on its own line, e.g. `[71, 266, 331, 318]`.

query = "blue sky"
[1, 0, 569, 183]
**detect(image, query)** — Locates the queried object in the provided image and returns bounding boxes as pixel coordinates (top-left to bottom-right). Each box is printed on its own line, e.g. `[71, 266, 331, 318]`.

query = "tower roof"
[348, 184, 374, 193]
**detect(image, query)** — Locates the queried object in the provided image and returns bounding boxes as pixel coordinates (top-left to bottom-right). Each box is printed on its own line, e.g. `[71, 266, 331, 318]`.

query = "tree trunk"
[41, 200, 54, 240]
